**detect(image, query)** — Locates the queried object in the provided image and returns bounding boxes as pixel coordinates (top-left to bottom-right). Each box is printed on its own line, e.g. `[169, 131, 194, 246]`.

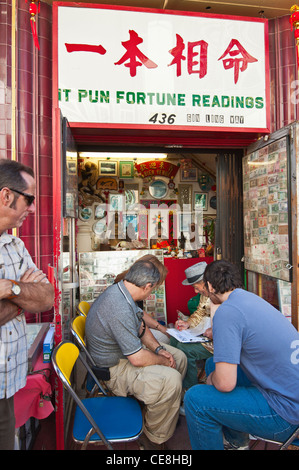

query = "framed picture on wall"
[123, 213, 138, 240]
[98, 160, 118, 176]
[119, 161, 134, 178]
[125, 184, 139, 210]
[194, 192, 208, 211]
[109, 193, 124, 211]
[178, 184, 192, 209]
[180, 168, 197, 182]
[179, 212, 193, 232]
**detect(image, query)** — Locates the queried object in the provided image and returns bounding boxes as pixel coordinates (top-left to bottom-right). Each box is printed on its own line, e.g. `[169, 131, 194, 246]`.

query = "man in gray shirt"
[86, 259, 187, 450]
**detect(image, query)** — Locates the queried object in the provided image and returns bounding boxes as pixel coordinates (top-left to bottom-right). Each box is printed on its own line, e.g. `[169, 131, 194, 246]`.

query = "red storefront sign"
[135, 161, 179, 179]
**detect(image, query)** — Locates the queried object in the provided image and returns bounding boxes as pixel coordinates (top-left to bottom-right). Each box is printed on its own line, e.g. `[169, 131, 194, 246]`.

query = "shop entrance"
[56, 115, 246, 334]
[54, 117, 297, 450]
[53, 113, 246, 448]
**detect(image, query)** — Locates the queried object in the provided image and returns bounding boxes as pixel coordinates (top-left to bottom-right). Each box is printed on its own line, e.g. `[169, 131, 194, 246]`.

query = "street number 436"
[149, 113, 176, 124]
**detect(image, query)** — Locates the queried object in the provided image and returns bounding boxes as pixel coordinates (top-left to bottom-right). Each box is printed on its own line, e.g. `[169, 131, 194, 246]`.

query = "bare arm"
[0, 267, 54, 315]
[143, 311, 168, 336]
[206, 362, 238, 392]
[0, 299, 19, 327]
[128, 325, 176, 368]
[12, 281, 54, 313]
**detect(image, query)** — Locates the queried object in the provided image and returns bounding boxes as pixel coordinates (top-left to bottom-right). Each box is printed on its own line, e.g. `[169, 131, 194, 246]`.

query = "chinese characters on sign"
[135, 161, 179, 179]
[56, 5, 268, 129]
[218, 39, 258, 84]
[65, 31, 257, 83]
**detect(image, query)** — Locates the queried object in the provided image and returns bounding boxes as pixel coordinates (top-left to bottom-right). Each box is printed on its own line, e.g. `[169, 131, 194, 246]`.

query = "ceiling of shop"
[44, 0, 294, 19]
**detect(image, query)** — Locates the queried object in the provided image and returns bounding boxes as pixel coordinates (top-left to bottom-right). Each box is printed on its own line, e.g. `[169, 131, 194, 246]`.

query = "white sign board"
[55, 4, 269, 132]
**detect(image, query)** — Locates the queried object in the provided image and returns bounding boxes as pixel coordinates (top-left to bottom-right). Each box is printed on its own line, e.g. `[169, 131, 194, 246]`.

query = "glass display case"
[26, 323, 50, 372]
[79, 249, 167, 324]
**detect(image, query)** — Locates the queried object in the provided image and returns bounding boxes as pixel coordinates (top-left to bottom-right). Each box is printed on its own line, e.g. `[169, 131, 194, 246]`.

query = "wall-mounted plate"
[148, 180, 168, 199]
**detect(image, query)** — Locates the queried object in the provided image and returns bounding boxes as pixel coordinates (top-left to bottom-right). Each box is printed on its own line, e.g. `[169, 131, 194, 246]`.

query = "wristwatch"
[155, 345, 166, 355]
[7, 280, 21, 299]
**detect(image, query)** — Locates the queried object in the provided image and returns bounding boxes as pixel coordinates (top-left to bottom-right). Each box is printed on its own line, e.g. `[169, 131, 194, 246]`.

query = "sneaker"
[139, 433, 166, 450]
[223, 438, 250, 450]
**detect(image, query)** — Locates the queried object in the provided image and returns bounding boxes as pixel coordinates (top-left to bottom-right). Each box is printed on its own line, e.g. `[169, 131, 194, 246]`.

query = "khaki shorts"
[107, 343, 187, 444]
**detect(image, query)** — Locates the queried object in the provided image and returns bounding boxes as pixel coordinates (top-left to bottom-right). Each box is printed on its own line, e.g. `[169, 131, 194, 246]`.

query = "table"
[164, 257, 213, 324]
[14, 351, 54, 428]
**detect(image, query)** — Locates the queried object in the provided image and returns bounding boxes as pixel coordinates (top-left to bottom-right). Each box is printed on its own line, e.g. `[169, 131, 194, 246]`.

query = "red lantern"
[25, 1, 40, 50]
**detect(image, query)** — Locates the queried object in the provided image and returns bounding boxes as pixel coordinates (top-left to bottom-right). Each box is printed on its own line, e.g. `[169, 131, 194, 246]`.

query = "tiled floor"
[30, 362, 289, 452]
[32, 408, 285, 451]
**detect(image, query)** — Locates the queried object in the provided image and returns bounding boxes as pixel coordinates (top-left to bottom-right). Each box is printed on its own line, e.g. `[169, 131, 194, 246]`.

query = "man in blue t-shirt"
[184, 260, 299, 450]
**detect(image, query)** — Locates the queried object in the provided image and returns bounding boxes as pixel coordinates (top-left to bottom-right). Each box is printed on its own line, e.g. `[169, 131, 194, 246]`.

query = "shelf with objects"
[76, 153, 217, 257]
[79, 249, 167, 325]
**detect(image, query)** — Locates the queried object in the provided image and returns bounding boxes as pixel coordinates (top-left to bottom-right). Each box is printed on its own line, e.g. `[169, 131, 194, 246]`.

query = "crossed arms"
[0, 267, 55, 326]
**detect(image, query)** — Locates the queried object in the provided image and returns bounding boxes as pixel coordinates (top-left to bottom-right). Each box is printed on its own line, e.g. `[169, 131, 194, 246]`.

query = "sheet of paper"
[167, 317, 211, 343]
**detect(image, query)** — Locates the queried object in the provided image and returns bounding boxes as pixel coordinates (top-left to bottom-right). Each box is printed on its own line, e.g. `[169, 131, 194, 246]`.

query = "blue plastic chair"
[52, 341, 143, 450]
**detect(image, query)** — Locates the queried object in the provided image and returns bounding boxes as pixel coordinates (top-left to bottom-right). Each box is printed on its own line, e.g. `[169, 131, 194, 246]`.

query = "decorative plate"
[210, 196, 217, 209]
[92, 220, 107, 236]
[79, 207, 92, 221]
[148, 180, 168, 199]
[94, 205, 107, 219]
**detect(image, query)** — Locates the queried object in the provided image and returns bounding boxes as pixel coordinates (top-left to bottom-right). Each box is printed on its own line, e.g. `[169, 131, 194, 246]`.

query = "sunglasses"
[9, 188, 35, 206]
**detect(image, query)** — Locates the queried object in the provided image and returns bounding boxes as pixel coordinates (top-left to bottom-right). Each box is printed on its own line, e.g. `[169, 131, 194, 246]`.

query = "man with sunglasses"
[0, 159, 54, 450]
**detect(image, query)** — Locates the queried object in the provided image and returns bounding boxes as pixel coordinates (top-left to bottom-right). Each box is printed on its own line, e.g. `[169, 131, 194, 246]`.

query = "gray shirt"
[85, 281, 144, 368]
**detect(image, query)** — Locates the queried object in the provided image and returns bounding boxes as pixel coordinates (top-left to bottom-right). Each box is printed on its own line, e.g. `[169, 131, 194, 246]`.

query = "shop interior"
[62, 149, 218, 327]
[76, 152, 217, 255]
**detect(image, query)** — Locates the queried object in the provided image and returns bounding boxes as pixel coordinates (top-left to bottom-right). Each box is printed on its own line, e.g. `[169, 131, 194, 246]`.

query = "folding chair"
[250, 426, 299, 450]
[77, 301, 90, 317]
[70, 315, 110, 396]
[52, 341, 143, 450]
[71, 315, 94, 366]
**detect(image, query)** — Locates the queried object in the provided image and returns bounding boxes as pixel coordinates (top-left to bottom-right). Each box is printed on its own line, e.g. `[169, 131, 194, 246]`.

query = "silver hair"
[124, 260, 161, 288]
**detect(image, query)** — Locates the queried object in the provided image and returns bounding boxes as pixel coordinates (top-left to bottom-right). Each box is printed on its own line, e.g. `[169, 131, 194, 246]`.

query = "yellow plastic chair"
[77, 301, 90, 317]
[52, 341, 143, 450]
[71, 315, 95, 366]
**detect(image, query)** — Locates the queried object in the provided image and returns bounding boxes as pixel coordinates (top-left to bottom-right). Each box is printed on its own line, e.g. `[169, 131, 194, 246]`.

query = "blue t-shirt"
[213, 288, 299, 425]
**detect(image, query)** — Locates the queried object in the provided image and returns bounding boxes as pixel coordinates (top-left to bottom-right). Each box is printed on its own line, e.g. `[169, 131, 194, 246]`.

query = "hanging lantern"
[290, 5, 299, 65]
[25, 1, 40, 50]
[290, 5, 299, 40]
